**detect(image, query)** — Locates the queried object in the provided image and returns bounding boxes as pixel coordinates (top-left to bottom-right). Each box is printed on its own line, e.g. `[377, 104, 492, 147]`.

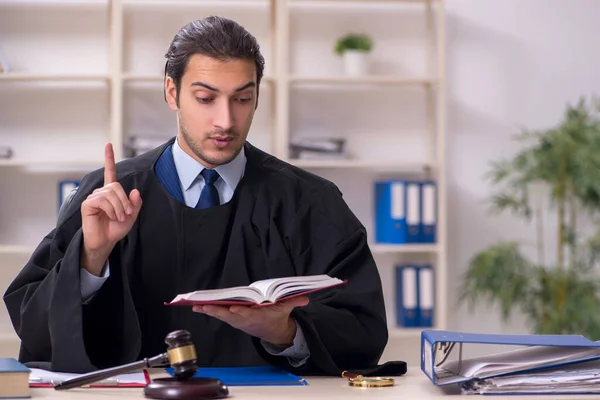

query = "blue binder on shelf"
[395, 264, 418, 327]
[417, 265, 434, 327]
[374, 180, 407, 244]
[58, 180, 80, 211]
[405, 181, 421, 243]
[166, 366, 307, 386]
[419, 181, 437, 243]
[421, 329, 600, 388]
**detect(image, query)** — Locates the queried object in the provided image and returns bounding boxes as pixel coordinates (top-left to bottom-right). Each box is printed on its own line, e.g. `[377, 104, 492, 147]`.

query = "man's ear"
[165, 76, 179, 111]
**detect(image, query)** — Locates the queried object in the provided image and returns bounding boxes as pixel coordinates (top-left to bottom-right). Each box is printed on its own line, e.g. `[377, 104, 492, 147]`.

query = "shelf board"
[370, 244, 438, 254]
[293, 0, 429, 2]
[124, 74, 425, 86]
[290, 75, 436, 86]
[123, 73, 164, 83]
[0, 0, 107, 8]
[289, 158, 434, 171]
[0, 73, 109, 85]
[0, 245, 35, 256]
[123, 0, 269, 10]
[123, 73, 275, 85]
[0, 159, 102, 172]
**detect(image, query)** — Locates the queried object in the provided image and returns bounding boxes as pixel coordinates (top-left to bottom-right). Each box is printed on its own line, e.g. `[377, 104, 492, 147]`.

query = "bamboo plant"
[459, 96, 600, 339]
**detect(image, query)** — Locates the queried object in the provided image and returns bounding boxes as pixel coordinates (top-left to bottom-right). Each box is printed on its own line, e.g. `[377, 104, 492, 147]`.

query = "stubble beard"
[179, 117, 243, 167]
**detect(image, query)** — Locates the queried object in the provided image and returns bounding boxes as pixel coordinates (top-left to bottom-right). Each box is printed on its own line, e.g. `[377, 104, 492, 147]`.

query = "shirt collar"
[172, 136, 246, 193]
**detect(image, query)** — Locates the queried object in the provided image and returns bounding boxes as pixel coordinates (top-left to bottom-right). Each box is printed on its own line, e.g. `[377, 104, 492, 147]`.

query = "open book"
[165, 274, 346, 307]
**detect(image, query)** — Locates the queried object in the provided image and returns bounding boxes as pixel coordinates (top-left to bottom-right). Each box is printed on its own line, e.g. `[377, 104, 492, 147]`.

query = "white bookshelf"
[0, 0, 446, 359]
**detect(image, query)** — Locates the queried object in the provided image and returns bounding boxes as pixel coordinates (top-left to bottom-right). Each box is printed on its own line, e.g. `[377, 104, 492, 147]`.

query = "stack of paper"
[440, 345, 600, 382]
[421, 329, 600, 395]
[461, 360, 600, 394]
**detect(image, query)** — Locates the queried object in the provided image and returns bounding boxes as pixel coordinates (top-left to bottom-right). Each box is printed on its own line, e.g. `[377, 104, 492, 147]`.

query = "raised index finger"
[104, 143, 117, 185]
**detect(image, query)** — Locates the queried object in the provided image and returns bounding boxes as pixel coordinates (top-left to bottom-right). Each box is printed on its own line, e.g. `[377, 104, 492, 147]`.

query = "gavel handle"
[54, 353, 168, 390]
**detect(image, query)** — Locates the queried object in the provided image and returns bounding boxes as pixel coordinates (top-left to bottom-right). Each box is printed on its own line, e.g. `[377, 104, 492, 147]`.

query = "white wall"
[445, 0, 600, 340]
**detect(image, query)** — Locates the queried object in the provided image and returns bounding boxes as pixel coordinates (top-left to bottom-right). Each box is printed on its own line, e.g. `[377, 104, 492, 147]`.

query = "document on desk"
[28, 368, 149, 388]
[461, 360, 600, 394]
[442, 345, 600, 380]
[421, 329, 600, 387]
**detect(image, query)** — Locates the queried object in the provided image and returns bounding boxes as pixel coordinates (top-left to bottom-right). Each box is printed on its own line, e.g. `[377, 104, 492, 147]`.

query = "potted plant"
[334, 33, 373, 76]
[459, 96, 600, 339]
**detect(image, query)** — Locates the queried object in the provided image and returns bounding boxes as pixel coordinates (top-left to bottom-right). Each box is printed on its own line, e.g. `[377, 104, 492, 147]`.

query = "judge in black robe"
[3, 138, 392, 376]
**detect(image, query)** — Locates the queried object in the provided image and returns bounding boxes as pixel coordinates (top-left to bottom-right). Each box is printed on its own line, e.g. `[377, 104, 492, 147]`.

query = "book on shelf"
[165, 274, 346, 307]
[289, 137, 345, 153]
[295, 151, 350, 160]
[289, 137, 348, 160]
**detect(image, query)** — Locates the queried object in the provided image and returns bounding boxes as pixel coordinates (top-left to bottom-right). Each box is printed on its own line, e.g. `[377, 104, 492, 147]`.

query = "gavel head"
[165, 330, 198, 379]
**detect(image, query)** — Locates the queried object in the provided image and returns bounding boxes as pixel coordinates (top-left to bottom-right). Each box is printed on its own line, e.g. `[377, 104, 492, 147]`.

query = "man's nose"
[213, 101, 234, 131]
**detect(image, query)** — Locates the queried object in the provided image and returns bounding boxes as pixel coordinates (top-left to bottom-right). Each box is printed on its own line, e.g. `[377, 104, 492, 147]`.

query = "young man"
[3, 16, 388, 376]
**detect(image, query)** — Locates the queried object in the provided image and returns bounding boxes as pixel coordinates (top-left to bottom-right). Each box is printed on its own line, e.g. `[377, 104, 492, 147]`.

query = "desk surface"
[27, 367, 600, 399]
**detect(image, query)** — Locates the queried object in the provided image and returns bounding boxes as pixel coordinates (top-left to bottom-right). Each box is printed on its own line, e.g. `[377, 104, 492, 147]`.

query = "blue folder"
[374, 180, 408, 244]
[166, 366, 307, 386]
[421, 329, 600, 387]
[395, 264, 418, 327]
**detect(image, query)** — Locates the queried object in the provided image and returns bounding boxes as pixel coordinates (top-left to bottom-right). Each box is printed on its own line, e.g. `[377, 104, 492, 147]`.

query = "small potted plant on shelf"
[334, 33, 373, 76]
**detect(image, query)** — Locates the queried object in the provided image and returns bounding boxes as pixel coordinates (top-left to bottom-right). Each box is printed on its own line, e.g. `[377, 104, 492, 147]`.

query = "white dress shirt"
[79, 137, 310, 366]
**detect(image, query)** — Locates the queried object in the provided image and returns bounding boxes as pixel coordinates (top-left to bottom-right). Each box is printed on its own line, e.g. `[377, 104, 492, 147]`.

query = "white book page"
[173, 286, 264, 303]
[485, 360, 600, 386]
[442, 345, 600, 379]
[249, 275, 333, 300]
[268, 278, 342, 301]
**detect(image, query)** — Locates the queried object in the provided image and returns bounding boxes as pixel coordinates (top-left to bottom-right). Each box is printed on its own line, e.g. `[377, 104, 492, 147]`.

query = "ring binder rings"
[421, 330, 600, 388]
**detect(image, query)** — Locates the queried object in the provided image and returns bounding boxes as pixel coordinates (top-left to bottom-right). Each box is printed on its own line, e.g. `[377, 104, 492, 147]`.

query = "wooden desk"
[26, 367, 600, 399]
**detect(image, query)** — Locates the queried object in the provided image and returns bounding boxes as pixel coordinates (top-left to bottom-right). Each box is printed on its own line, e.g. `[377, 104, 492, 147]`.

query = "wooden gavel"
[53, 330, 229, 399]
[55, 330, 197, 389]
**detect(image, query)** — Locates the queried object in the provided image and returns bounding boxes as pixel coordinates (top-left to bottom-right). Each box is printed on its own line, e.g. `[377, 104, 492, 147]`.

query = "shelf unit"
[0, 0, 446, 348]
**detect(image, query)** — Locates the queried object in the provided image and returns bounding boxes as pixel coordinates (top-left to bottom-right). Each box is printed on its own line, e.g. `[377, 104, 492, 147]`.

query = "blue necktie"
[196, 169, 220, 209]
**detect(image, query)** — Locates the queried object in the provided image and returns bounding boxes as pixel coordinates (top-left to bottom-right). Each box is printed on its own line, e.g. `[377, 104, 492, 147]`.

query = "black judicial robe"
[3, 138, 391, 376]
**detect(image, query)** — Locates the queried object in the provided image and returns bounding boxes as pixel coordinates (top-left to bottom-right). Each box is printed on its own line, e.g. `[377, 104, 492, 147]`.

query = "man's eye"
[237, 98, 251, 103]
[197, 97, 213, 104]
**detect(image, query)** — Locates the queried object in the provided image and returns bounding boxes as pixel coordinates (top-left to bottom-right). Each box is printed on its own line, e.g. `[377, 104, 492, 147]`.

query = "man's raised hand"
[80, 143, 142, 276]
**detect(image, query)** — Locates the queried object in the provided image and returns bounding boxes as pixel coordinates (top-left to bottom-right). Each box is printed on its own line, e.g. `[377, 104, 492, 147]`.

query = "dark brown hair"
[164, 16, 265, 106]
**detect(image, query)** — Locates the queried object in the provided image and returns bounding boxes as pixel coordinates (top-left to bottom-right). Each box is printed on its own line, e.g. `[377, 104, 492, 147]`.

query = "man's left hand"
[192, 296, 309, 347]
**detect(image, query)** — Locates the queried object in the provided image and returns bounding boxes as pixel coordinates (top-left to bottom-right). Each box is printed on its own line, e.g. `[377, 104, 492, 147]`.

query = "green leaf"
[334, 33, 373, 55]
[459, 242, 534, 321]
